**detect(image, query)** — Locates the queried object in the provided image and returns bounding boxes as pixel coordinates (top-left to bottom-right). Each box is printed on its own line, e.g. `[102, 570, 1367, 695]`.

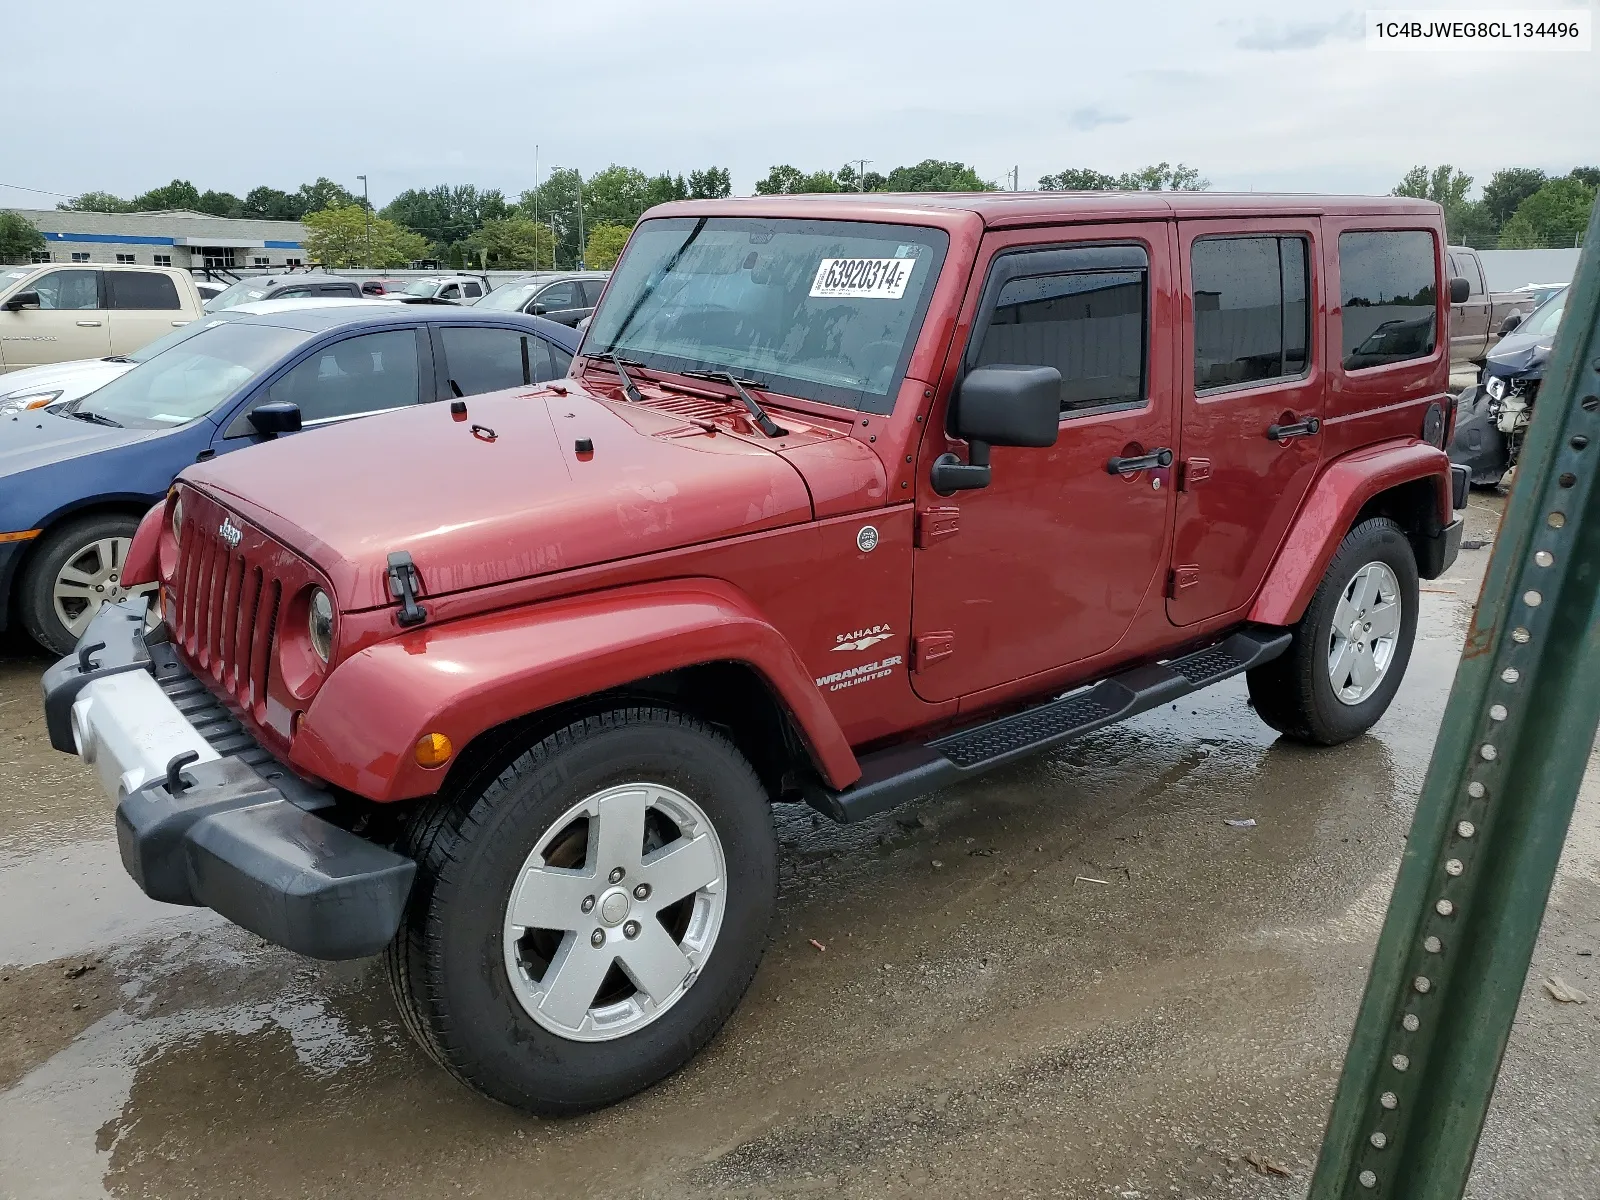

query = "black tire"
[18, 512, 141, 657]
[386, 706, 777, 1114]
[1247, 517, 1419, 746]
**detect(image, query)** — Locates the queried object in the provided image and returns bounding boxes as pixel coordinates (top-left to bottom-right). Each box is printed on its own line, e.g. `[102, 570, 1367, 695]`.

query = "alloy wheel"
[1327, 560, 1402, 705]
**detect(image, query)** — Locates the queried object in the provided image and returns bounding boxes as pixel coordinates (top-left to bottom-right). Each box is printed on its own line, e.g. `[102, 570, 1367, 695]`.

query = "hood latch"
[386, 551, 428, 627]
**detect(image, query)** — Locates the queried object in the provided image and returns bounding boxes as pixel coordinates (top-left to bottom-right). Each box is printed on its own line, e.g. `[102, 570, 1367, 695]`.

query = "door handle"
[1106, 447, 1173, 475]
[1267, 416, 1321, 441]
[76, 320, 102, 328]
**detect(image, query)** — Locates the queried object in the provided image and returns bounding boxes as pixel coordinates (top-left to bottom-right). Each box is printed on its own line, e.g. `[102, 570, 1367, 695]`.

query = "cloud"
[1236, 12, 1364, 51]
[1067, 107, 1130, 131]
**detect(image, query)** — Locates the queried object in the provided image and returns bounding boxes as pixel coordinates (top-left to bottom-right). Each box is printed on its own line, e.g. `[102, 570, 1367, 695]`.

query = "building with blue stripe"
[7, 208, 308, 272]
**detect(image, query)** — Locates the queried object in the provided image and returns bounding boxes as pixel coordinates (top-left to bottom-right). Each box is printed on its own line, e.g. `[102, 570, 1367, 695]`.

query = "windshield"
[584, 217, 949, 413]
[1521, 288, 1567, 340]
[73, 320, 308, 429]
[476, 281, 542, 311]
[205, 278, 271, 310]
[1, 267, 34, 292]
[401, 279, 441, 296]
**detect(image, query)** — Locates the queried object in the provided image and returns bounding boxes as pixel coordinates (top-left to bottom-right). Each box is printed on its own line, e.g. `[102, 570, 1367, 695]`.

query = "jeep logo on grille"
[218, 518, 243, 548]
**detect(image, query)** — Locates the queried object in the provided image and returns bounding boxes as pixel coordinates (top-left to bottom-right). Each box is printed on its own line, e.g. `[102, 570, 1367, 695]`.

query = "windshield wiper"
[681, 370, 785, 438]
[70, 410, 122, 428]
[604, 354, 646, 403]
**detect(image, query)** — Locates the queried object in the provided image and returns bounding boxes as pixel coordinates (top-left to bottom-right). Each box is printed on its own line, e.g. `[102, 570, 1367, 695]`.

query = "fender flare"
[290, 577, 861, 802]
[1250, 439, 1452, 627]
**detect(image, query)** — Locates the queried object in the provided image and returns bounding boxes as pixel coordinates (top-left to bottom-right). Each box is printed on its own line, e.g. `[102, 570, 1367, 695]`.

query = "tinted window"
[317, 283, 358, 296]
[275, 286, 314, 299]
[581, 279, 608, 306]
[550, 344, 573, 378]
[107, 270, 181, 310]
[974, 268, 1146, 413]
[536, 281, 581, 310]
[1340, 231, 1437, 371]
[1192, 236, 1310, 389]
[30, 269, 100, 310]
[439, 283, 461, 299]
[439, 325, 565, 394]
[270, 329, 420, 422]
[463, 281, 482, 298]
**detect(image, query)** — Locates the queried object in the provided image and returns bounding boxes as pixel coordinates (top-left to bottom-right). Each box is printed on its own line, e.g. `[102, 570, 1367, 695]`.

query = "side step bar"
[807, 626, 1292, 823]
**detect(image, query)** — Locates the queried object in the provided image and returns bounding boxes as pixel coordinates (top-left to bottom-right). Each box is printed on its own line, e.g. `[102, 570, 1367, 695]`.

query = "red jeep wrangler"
[43, 193, 1467, 1113]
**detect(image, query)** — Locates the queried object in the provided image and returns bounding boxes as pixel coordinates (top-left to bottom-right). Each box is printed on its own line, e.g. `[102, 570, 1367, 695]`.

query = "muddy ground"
[2, 489, 1596, 1199]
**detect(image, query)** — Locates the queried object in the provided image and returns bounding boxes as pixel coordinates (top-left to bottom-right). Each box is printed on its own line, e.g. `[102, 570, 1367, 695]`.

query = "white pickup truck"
[0, 263, 205, 372]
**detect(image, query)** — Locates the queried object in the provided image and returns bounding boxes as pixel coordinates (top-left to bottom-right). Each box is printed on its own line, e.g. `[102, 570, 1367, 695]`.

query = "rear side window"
[974, 262, 1147, 414]
[536, 281, 581, 311]
[463, 281, 482, 298]
[439, 325, 564, 395]
[581, 279, 608, 306]
[270, 329, 420, 423]
[317, 283, 358, 297]
[1340, 231, 1437, 371]
[107, 271, 182, 310]
[1191, 236, 1309, 390]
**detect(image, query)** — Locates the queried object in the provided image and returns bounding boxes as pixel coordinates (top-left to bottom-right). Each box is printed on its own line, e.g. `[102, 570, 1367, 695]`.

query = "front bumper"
[41, 599, 414, 960]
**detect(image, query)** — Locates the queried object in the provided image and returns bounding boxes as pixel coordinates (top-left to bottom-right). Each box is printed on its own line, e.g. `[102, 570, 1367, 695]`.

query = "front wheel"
[386, 707, 777, 1114]
[1247, 517, 1419, 745]
[18, 514, 155, 657]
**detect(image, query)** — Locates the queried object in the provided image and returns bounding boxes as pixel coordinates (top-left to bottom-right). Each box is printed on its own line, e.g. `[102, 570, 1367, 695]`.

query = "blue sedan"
[0, 303, 580, 654]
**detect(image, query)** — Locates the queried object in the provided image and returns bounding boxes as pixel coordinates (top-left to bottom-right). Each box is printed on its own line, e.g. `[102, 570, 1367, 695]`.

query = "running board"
[807, 627, 1292, 823]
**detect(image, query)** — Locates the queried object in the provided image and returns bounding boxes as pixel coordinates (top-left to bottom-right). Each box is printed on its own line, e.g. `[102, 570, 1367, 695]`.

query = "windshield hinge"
[386, 551, 428, 627]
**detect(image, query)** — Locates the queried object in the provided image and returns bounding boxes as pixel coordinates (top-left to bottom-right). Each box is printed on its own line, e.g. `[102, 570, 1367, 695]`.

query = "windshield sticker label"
[810, 258, 917, 300]
[816, 655, 903, 693]
[832, 624, 893, 652]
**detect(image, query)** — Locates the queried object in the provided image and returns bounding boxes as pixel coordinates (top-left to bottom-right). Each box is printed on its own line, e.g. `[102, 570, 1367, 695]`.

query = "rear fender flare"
[1250, 440, 1452, 627]
[290, 578, 861, 802]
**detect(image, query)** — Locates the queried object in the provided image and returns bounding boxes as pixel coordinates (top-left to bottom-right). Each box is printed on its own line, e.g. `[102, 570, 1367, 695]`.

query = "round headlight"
[170, 494, 184, 542]
[308, 589, 335, 663]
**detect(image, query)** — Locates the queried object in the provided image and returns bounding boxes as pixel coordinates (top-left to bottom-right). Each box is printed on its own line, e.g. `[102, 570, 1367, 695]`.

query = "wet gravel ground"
[2, 488, 1597, 1199]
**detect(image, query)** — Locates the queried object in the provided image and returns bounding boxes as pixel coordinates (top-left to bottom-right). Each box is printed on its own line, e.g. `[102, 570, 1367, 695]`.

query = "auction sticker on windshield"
[810, 258, 917, 299]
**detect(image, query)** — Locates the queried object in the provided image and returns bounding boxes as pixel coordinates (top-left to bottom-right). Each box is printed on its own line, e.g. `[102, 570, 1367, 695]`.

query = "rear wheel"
[386, 707, 777, 1114]
[1248, 517, 1419, 745]
[18, 513, 155, 657]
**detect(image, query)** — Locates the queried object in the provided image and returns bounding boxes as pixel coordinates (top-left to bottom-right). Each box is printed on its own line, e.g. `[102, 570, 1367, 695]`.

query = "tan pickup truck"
[0, 263, 204, 371]
[1447, 244, 1533, 370]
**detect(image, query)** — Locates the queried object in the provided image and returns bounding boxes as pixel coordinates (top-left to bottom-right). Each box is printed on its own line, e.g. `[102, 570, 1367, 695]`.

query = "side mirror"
[931, 365, 1062, 494]
[3, 290, 41, 311]
[529, 302, 548, 315]
[1449, 276, 1471, 304]
[1498, 311, 1524, 335]
[248, 401, 303, 437]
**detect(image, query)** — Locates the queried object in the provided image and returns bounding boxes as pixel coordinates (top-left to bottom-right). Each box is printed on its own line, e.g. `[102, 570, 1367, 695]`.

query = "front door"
[1167, 220, 1325, 626]
[0, 268, 111, 367]
[910, 224, 1178, 703]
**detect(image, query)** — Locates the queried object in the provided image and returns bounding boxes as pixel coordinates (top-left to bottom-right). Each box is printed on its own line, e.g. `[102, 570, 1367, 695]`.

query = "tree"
[464, 216, 557, 269]
[835, 162, 887, 192]
[296, 177, 358, 215]
[754, 165, 841, 194]
[583, 166, 652, 228]
[1499, 177, 1597, 249]
[1393, 164, 1486, 245]
[583, 224, 632, 270]
[302, 204, 428, 267]
[131, 179, 203, 211]
[1038, 168, 1121, 190]
[196, 190, 244, 218]
[383, 184, 507, 261]
[1481, 168, 1547, 229]
[688, 167, 732, 199]
[243, 186, 304, 221]
[518, 169, 585, 268]
[0, 211, 45, 260]
[57, 190, 134, 212]
[1569, 166, 1600, 190]
[880, 160, 993, 192]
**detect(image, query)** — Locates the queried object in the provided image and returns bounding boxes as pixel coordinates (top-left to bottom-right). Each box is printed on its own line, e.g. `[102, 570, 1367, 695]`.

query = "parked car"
[476, 270, 609, 326]
[192, 279, 230, 303]
[204, 272, 372, 311]
[2, 306, 578, 653]
[1449, 284, 1569, 484]
[45, 191, 1467, 1115]
[0, 263, 206, 372]
[1511, 281, 1568, 312]
[392, 275, 489, 303]
[1446, 244, 1533, 369]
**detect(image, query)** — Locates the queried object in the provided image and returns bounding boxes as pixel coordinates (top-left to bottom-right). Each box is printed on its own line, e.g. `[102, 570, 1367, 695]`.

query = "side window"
[440, 283, 461, 299]
[107, 270, 181, 310]
[439, 325, 561, 394]
[275, 286, 314, 299]
[463, 281, 482, 298]
[1469, 254, 1487, 296]
[1339, 231, 1438, 371]
[973, 265, 1147, 414]
[269, 329, 420, 423]
[317, 283, 357, 297]
[30, 269, 101, 310]
[536, 281, 580, 311]
[581, 279, 608, 306]
[549, 344, 574, 379]
[1191, 235, 1310, 390]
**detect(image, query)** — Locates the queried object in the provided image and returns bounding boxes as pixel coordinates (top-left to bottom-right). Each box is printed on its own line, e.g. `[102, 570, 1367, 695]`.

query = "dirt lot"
[2, 489, 1597, 1199]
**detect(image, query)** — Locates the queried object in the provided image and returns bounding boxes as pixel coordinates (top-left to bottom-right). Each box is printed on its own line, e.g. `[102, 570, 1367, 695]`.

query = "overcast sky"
[3, 0, 1594, 209]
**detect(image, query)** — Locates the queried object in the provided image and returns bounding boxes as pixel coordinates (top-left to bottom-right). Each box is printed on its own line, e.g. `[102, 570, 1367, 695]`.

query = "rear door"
[1168, 220, 1323, 626]
[106, 269, 189, 355]
[1447, 250, 1489, 361]
[531, 279, 587, 326]
[909, 223, 1178, 702]
[0, 268, 110, 366]
[431, 323, 569, 399]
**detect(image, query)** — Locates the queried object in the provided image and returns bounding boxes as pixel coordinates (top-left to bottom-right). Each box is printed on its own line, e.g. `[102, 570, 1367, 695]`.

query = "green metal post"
[1311, 204, 1600, 1197]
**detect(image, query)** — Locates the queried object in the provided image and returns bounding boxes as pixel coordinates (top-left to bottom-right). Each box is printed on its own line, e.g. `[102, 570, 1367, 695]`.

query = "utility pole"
[357, 174, 371, 267]
[852, 159, 871, 192]
[576, 170, 585, 269]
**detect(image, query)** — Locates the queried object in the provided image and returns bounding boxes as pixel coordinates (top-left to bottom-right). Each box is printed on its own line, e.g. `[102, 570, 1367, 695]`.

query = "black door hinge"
[386, 551, 428, 626]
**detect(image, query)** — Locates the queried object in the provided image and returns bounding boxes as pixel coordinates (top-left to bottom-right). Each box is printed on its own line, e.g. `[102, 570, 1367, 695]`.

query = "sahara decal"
[831, 624, 893, 652]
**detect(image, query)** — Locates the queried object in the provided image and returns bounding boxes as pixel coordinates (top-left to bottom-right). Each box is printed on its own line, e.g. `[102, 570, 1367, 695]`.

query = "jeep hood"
[183, 386, 830, 610]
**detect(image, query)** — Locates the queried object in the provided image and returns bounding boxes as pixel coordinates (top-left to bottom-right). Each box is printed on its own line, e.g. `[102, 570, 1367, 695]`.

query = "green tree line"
[1393, 164, 1597, 249]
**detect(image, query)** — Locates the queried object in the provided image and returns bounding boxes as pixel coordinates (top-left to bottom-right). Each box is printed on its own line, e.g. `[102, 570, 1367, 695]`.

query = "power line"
[0, 182, 75, 201]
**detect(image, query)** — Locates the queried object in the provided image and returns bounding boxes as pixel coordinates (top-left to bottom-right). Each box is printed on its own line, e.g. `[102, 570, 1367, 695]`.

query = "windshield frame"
[584, 216, 951, 415]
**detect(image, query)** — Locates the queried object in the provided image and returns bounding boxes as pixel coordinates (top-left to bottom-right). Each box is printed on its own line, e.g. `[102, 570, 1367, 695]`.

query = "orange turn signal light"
[414, 732, 453, 768]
